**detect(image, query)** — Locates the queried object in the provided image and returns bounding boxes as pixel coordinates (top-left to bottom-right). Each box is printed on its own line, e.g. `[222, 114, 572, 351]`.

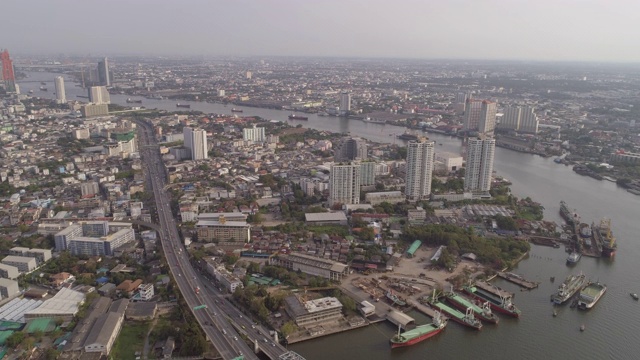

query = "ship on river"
[595, 218, 617, 257]
[444, 288, 499, 324]
[578, 282, 606, 310]
[390, 312, 447, 348]
[559, 201, 580, 225]
[463, 282, 521, 318]
[428, 290, 482, 330]
[551, 273, 587, 305]
[386, 290, 406, 306]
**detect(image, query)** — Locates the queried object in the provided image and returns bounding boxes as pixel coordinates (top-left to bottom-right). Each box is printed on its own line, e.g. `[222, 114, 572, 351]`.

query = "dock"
[496, 272, 539, 290]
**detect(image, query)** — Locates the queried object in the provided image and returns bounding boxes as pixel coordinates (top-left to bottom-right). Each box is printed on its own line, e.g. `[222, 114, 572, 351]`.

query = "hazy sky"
[2, 0, 640, 62]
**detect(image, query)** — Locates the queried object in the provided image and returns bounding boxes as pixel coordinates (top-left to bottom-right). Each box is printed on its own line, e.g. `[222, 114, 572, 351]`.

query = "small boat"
[566, 252, 581, 265]
[580, 324, 585, 332]
[550, 276, 555, 282]
[552, 310, 558, 317]
[631, 293, 639, 300]
[28, 90, 34, 94]
[40, 86, 47, 91]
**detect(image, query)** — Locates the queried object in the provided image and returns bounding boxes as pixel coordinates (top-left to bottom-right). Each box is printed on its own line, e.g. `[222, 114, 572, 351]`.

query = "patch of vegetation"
[403, 224, 530, 269]
[110, 321, 150, 360]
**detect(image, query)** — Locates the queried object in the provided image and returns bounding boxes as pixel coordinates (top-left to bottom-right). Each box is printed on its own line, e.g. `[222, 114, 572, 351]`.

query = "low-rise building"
[208, 264, 243, 293]
[364, 191, 405, 205]
[196, 217, 250, 243]
[1, 255, 37, 273]
[137, 283, 154, 301]
[0, 278, 20, 299]
[284, 296, 343, 328]
[270, 252, 348, 281]
[9, 247, 51, 265]
[0, 263, 19, 279]
[304, 212, 348, 226]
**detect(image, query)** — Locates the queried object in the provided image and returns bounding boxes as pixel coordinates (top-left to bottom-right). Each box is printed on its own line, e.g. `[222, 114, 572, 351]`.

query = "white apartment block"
[464, 137, 496, 192]
[405, 138, 435, 201]
[329, 162, 361, 206]
[243, 124, 266, 142]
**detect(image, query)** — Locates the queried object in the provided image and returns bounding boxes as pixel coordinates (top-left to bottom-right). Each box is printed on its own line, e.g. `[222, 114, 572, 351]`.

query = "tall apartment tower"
[464, 99, 496, 134]
[464, 137, 496, 193]
[0, 49, 16, 92]
[335, 137, 367, 162]
[405, 138, 435, 201]
[329, 162, 361, 206]
[54, 76, 66, 104]
[339, 92, 351, 116]
[454, 92, 469, 115]
[498, 105, 539, 133]
[499, 105, 521, 130]
[183, 127, 208, 160]
[88, 86, 110, 104]
[519, 106, 539, 134]
[98, 58, 110, 86]
[478, 100, 497, 135]
[242, 124, 266, 142]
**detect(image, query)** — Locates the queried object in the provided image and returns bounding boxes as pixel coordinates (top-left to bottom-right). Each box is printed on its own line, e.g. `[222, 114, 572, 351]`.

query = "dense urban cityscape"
[1, 4, 640, 360]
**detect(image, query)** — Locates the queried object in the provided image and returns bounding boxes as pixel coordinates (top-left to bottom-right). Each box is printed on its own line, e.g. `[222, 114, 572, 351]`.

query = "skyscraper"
[242, 124, 266, 142]
[339, 92, 351, 116]
[464, 99, 496, 134]
[54, 76, 66, 104]
[0, 49, 16, 93]
[335, 137, 367, 162]
[98, 58, 110, 86]
[329, 162, 361, 206]
[88, 86, 110, 104]
[405, 138, 435, 201]
[464, 137, 496, 193]
[183, 127, 208, 160]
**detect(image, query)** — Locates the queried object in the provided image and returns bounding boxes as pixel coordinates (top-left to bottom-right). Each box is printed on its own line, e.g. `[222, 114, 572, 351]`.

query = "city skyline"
[2, 0, 640, 63]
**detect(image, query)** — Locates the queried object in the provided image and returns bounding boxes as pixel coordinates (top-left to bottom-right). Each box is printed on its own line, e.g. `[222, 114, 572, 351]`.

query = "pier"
[496, 272, 539, 289]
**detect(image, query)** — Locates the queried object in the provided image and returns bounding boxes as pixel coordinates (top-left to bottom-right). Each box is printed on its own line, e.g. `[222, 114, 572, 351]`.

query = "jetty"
[497, 272, 539, 290]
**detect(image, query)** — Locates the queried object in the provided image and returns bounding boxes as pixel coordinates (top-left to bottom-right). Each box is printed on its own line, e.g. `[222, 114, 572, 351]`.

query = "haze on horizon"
[2, 0, 640, 63]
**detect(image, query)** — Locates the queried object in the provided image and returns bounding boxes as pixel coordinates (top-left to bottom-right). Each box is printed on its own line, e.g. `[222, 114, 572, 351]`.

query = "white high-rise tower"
[329, 162, 361, 206]
[464, 137, 496, 192]
[54, 76, 66, 104]
[405, 138, 435, 201]
[183, 127, 208, 160]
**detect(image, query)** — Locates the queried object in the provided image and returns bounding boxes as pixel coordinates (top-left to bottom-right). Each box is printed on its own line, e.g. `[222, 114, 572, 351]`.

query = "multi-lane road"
[137, 120, 256, 360]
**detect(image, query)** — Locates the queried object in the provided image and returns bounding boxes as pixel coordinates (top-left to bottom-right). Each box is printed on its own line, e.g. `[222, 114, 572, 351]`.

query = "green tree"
[280, 321, 298, 338]
[6, 331, 25, 347]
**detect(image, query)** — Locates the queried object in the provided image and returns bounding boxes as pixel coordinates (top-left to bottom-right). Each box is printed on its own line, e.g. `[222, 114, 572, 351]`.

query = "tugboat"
[231, 108, 243, 113]
[566, 252, 581, 265]
[390, 312, 447, 348]
[176, 103, 191, 108]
